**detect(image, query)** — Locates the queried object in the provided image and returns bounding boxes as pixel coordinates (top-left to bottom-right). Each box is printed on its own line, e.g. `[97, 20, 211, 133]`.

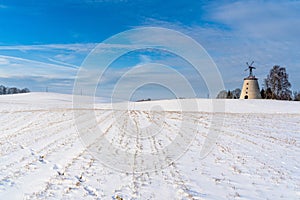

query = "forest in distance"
[0, 85, 30, 95]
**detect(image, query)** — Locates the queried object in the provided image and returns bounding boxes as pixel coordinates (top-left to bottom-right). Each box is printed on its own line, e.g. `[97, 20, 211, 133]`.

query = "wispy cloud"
[96, 62, 201, 101]
[208, 1, 300, 40]
[0, 54, 78, 91]
[0, 57, 10, 65]
[140, 1, 300, 90]
[47, 57, 78, 69]
[0, 43, 96, 52]
[0, 43, 97, 92]
[0, 42, 99, 95]
[0, 55, 78, 72]
[0, 53, 78, 93]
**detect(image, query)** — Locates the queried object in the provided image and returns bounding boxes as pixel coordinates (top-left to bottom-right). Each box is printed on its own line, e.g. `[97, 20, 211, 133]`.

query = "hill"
[0, 93, 299, 199]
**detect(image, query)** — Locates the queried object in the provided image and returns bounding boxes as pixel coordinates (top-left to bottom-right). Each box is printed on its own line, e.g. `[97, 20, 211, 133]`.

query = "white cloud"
[0, 57, 10, 65]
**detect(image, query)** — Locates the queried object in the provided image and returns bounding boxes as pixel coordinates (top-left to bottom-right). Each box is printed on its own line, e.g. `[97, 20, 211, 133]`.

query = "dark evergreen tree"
[0, 85, 6, 95]
[227, 90, 232, 99]
[7, 87, 19, 94]
[0, 85, 30, 95]
[232, 88, 241, 99]
[293, 91, 300, 101]
[260, 89, 266, 99]
[20, 88, 30, 93]
[265, 88, 273, 99]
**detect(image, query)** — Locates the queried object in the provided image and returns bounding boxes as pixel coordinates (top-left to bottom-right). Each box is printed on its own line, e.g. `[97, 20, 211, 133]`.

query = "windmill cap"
[244, 76, 258, 80]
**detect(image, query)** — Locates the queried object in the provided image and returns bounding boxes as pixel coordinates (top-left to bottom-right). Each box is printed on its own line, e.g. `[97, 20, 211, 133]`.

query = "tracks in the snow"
[1, 106, 299, 199]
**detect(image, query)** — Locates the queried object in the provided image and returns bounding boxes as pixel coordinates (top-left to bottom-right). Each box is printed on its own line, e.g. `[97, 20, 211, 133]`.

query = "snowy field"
[0, 92, 299, 199]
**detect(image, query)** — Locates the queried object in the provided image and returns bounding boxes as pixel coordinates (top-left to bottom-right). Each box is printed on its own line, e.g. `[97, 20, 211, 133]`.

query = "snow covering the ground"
[0, 92, 299, 199]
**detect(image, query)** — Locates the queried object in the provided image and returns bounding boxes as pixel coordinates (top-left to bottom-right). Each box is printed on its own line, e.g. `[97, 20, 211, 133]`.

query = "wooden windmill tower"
[240, 61, 261, 99]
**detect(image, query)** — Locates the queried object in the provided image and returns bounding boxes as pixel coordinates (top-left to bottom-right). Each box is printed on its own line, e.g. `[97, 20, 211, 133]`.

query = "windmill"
[239, 61, 261, 99]
[245, 61, 256, 77]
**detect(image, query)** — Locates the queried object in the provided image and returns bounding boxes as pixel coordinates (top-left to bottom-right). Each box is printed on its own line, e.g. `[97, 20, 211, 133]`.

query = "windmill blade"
[246, 62, 249, 66]
[244, 68, 249, 71]
[250, 61, 254, 66]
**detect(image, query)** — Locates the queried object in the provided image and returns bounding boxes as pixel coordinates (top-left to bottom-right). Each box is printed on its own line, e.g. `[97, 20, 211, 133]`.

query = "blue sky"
[0, 0, 299, 100]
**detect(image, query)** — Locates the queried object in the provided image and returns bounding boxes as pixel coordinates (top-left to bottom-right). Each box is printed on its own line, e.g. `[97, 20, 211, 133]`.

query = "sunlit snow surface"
[0, 93, 299, 199]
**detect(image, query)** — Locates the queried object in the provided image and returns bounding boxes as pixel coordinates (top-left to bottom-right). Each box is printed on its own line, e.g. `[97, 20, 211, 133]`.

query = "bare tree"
[216, 90, 227, 99]
[264, 65, 292, 100]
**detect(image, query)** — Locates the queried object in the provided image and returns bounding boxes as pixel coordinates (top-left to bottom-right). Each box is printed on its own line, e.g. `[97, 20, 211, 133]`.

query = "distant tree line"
[0, 85, 30, 95]
[136, 98, 151, 102]
[217, 65, 300, 101]
[217, 88, 241, 99]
